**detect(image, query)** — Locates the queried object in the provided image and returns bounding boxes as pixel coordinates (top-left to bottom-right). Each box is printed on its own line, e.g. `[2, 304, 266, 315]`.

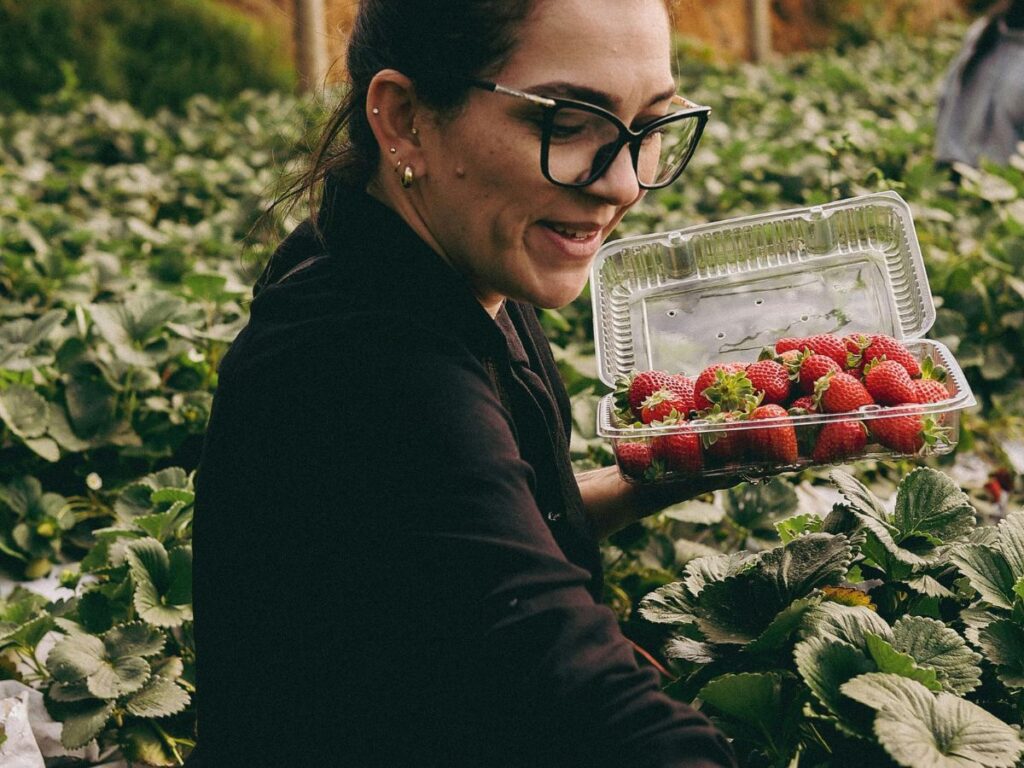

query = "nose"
[584, 141, 642, 206]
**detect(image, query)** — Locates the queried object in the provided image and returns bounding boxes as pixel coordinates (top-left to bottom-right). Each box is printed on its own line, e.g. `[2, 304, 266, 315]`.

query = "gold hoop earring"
[401, 165, 415, 189]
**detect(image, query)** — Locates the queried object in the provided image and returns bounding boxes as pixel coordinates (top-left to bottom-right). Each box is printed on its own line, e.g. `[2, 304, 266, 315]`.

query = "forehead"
[497, 0, 674, 107]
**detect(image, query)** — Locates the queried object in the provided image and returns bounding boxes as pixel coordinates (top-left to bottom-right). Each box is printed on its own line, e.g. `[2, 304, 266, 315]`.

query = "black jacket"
[191, 182, 735, 767]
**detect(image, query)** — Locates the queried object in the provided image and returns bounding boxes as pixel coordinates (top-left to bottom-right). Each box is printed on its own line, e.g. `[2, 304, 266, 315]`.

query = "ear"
[365, 69, 425, 180]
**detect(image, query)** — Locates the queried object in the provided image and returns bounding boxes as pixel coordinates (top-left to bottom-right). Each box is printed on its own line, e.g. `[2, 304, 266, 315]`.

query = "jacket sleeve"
[325, 313, 734, 767]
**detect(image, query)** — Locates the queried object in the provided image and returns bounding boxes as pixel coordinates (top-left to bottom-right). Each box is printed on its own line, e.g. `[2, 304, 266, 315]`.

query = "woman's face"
[415, 0, 675, 313]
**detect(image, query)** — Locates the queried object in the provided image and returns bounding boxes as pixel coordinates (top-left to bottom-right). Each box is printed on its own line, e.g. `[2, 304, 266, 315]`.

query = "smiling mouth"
[542, 222, 602, 240]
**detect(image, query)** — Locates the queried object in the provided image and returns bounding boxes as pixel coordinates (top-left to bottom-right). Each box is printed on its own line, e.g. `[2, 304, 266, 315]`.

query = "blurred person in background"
[935, 0, 1024, 169]
[190, 0, 738, 766]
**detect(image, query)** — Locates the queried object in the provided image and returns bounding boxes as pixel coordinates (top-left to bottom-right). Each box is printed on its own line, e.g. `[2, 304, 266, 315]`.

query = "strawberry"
[788, 395, 818, 413]
[616, 442, 653, 479]
[863, 359, 917, 406]
[870, 408, 949, 454]
[913, 357, 948, 404]
[816, 371, 874, 413]
[745, 359, 792, 405]
[616, 370, 675, 419]
[913, 379, 948, 404]
[652, 429, 703, 475]
[778, 349, 804, 367]
[804, 334, 848, 368]
[693, 363, 753, 412]
[667, 374, 697, 414]
[702, 410, 747, 464]
[859, 334, 921, 377]
[747, 404, 798, 464]
[776, 337, 808, 355]
[812, 420, 868, 463]
[843, 332, 872, 368]
[798, 354, 841, 394]
[640, 389, 690, 424]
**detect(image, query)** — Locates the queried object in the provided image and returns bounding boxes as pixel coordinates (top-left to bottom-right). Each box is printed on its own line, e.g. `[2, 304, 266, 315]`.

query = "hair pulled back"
[280, 0, 535, 227]
[960, 0, 1024, 84]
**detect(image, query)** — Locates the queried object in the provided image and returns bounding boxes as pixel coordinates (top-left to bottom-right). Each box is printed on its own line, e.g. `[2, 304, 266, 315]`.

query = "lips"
[544, 221, 602, 240]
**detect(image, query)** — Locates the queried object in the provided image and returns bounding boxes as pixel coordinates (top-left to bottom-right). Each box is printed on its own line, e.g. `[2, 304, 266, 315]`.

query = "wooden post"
[749, 0, 772, 63]
[294, 0, 328, 92]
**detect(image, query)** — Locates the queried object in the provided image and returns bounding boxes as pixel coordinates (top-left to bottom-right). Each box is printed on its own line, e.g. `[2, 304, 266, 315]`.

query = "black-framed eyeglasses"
[468, 79, 711, 190]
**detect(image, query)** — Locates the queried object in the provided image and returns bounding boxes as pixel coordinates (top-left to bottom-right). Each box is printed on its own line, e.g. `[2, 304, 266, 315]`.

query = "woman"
[193, 0, 737, 765]
[935, 0, 1024, 168]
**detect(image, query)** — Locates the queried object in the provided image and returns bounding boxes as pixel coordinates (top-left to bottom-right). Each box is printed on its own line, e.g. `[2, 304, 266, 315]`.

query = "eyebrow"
[524, 81, 677, 112]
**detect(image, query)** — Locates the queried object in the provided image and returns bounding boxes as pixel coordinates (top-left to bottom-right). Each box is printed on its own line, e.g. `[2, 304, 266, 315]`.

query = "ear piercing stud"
[372, 107, 380, 115]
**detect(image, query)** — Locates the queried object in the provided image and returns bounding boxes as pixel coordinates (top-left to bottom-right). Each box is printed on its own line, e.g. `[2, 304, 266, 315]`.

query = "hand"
[577, 466, 745, 540]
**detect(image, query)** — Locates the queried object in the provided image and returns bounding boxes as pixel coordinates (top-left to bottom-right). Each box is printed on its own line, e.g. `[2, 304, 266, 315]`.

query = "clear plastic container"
[590, 191, 977, 482]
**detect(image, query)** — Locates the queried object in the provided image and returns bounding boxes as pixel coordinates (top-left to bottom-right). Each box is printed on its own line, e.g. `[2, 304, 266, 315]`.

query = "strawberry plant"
[638, 468, 1024, 767]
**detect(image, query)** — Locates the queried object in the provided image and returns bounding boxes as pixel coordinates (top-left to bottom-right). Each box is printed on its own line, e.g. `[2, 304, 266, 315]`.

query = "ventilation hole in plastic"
[716, 332, 726, 339]
[754, 299, 764, 305]
[800, 315, 809, 322]
[667, 310, 677, 317]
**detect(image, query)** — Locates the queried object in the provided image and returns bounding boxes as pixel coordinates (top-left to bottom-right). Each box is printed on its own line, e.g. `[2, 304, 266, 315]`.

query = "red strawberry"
[747, 404, 798, 464]
[864, 360, 917, 406]
[640, 389, 690, 424]
[843, 333, 872, 368]
[693, 363, 752, 412]
[776, 337, 809, 355]
[789, 395, 818, 413]
[860, 334, 921, 377]
[616, 442, 653, 479]
[702, 410, 747, 464]
[619, 370, 675, 418]
[804, 334, 848, 368]
[816, 371, 874, 413]
[798, 354, 841, 394]
[870, 408, 950, 455]
[913, 379, 948, 404]
[652, 429, 703, 475]
[745, 360, 792, 405]
[667, 374, 697, 413]
[812, 420, 868, 463]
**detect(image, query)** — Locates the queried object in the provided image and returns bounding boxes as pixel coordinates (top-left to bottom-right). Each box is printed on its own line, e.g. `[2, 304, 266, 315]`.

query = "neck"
[365, 174, 505, 319]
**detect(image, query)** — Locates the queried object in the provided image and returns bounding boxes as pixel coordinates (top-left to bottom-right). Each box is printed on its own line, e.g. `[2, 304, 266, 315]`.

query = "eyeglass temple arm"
[672, 94, 711, 112]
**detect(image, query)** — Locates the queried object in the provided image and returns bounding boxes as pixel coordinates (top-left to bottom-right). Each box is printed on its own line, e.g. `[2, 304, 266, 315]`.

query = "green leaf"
[864, 632, 942, 691]
[638, 582, 696, 626]
[46, 634, 105, 682]
[25, 436, 60, 462]
[870, 678, 1024, 768]
[49, 680, 95, 702]
[793, 637, 875, 722]
[85, 655, 150, 699]
[664, 636, 718, 664]
[892, 468, 976, 546]
[123, 675, 190, 718]
[119, 722, 178, 766]
[906, 574, 956, 599]
[699, 672, 782, 731]
[977, 620, 1024, 689]
[59, 699, 114, 750]
[951, 545, 1017, 610]
[0, 385, 48, 438]
[892, 617, 982, 695]
[150, 488, 194, 506]
[126, 539, 193, 628]
[683, 552, 755, 598]
[776, 513, 824, 544]
[801, 601, 894, 650]
[831, 470, 892, 526]
[103, 622, 165, 659]
[746, 596, 823, 654]
[997, 512, 1024, 580]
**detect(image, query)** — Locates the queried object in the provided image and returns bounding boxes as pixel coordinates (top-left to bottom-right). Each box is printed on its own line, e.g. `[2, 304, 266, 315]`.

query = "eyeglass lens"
[546, 106, 702, 187]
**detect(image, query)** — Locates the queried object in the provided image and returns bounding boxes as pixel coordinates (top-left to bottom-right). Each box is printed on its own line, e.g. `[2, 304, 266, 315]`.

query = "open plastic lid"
[590, 191, 936, 386]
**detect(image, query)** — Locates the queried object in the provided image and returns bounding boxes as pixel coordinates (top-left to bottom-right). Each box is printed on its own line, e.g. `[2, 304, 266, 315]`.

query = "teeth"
[551, 224, 592, 240]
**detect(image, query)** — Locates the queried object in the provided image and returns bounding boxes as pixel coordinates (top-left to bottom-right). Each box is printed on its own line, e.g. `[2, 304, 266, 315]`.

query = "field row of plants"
[1, 23, 1022, 766]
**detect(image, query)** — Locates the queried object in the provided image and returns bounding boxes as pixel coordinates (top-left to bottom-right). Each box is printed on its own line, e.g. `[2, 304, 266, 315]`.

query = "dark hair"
[960, 0, 1024, 84]
[272, 0, 536, 234]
